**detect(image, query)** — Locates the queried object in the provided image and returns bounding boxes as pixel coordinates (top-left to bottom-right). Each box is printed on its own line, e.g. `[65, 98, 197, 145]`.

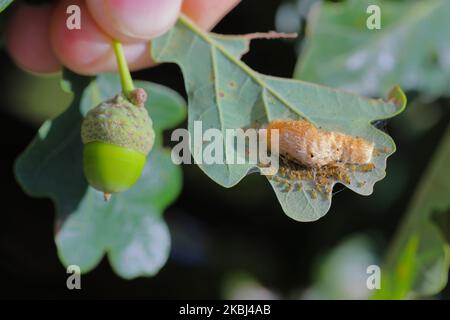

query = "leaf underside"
[295, 0, 450, 98]
[151, 15, 406, 222]
[15, 73, 186, 279]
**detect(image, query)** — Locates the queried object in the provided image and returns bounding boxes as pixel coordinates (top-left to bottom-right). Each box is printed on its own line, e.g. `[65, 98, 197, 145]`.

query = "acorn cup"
[81, 88, 155, 200]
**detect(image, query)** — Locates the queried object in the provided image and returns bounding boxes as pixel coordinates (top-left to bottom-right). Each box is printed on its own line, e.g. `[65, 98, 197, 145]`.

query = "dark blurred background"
[0, 0, 449, 299]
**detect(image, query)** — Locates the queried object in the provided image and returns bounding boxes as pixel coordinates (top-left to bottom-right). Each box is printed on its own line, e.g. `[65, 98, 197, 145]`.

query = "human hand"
[6, 0, 241, 75]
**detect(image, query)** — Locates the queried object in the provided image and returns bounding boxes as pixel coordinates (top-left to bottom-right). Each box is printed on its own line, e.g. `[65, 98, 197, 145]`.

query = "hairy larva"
[267, 120, 375, 168]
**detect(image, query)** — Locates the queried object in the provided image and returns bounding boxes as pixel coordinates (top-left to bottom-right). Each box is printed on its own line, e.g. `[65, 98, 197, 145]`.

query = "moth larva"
[267, 120, 374, 168]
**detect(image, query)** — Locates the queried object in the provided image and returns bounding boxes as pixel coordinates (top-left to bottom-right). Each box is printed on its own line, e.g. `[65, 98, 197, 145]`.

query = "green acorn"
[81, 88, 155, 200]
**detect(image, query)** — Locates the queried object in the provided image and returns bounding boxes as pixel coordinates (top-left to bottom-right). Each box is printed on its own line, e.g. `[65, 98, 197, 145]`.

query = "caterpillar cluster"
[268, 156, 375, 200]
[262, 119, 380, 200]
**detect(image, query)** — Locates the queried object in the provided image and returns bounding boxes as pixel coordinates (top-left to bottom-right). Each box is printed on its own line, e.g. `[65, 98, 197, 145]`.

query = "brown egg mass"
[267, 120, 374, 168]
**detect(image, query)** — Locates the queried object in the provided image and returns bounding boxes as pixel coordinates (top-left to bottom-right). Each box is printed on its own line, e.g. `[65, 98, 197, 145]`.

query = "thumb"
[182, 0, 241, 30]
[86, 0, 182, 42]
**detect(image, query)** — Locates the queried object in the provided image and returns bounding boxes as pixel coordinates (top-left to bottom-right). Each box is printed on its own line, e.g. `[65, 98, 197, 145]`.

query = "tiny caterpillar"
[267, 120, 374, 168]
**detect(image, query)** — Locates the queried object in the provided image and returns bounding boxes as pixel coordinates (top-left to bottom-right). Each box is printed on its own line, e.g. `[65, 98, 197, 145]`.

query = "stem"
[112, 39, 135, 96]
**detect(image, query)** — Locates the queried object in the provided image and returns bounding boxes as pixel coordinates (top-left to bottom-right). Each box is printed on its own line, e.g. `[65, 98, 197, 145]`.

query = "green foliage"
[295, 0, 450, 98]
[151, 15, 406, 222]
[0, 0, 13, 13]
[15, 73, 186, 279]
[5, 71, 72, 125]
[373, 125, 450, 299]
